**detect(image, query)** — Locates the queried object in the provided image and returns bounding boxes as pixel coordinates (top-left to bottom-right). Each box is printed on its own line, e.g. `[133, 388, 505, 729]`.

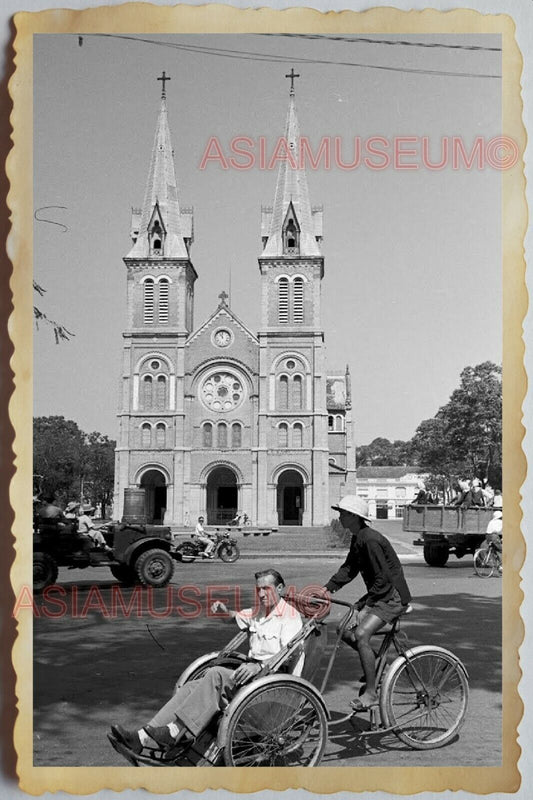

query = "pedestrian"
[484, 511, 503, 558]
[493, 489, 503, 509]
[323, 496, 411, 711]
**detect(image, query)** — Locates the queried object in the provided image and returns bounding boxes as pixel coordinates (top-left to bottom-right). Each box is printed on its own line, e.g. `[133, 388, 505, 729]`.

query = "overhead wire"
[258, 33, 502, 53]
[80, 33, 501, 79]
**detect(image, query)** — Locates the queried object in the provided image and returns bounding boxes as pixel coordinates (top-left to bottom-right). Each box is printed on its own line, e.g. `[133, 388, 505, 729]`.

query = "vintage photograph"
[11, 9, 523, 792]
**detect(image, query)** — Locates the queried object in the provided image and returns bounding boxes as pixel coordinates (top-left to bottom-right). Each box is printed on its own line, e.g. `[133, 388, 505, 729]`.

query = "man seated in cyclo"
[110, 568, 303, 756]
[484, 510, 503, 554]
[194, 515, 216, 558]
[323, 496, 412, 712]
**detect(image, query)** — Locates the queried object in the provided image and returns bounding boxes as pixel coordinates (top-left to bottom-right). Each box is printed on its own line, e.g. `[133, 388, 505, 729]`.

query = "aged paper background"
[2, 0, 531, 798]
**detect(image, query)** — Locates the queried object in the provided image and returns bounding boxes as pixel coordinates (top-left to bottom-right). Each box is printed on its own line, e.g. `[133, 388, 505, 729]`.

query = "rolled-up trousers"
[147, 666, 239, 737]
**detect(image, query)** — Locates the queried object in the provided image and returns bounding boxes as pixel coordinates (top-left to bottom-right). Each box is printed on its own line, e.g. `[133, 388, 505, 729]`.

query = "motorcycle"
[173, 530, 240, 563]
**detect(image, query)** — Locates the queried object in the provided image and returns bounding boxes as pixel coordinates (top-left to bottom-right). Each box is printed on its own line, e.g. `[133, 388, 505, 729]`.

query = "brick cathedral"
[113, 75, 356, 527]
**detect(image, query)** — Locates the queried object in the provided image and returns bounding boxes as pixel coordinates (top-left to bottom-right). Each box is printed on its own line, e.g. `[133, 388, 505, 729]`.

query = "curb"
[237, 552, 425, 563]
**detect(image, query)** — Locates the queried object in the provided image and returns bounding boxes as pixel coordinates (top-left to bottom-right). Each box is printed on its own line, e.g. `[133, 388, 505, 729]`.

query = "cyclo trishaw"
[109, 594, 469, 766]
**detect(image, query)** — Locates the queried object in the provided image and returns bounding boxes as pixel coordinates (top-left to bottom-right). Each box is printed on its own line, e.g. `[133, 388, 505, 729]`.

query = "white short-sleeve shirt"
[235, 597, 304, 676]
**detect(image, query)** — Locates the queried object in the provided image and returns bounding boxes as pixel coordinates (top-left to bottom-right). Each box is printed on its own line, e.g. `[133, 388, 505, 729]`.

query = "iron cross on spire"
[218, 290, 229, 306]
[285, 68, 300, 94]
[157, 71, 171, 98]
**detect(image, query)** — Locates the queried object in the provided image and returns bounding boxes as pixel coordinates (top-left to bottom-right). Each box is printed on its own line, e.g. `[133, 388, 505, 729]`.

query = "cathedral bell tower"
[256, 72, 329, 526]
[114, 74, 196, 522]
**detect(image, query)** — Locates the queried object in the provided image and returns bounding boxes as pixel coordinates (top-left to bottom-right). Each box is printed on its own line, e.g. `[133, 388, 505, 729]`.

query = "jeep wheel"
[423, 543, 450, 567]
[33, 552, 58, 593]
[109, 563, 138, 586]
[135, 549, 174, 587]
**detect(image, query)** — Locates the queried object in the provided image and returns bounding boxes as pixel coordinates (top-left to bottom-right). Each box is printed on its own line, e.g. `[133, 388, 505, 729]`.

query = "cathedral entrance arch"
[277, 469, 304, 526]
[206, 466, 238, 525]
[140, 469, 167, 523]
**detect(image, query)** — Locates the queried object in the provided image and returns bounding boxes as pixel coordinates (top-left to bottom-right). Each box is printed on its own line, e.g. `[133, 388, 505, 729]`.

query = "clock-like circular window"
[212, 329, 233, 348]
[200, 371, 245, 412]
[150, 360, 161, 371]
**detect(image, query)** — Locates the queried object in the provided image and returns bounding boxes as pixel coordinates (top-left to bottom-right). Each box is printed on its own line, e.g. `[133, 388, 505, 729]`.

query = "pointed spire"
[126, 80, 188, 258]
[262, 78, 321, 257]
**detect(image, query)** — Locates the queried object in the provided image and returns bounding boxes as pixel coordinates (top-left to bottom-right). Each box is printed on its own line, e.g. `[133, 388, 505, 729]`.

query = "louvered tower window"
[158, 279, 169, 323]
[292, 375, 303, 410]
[142, 376, 153, 410]
[278, 278, 289, 323]
[293, 422, 303, 448]
[278, 423, 288, 448]
[141, 423, 151, 447]
[156, 423, 166, 447]
[156, 375, 167, 409]
[293, 278, 304, 323]
[143, 279, 155, 323]
[278, 375, 289, 410]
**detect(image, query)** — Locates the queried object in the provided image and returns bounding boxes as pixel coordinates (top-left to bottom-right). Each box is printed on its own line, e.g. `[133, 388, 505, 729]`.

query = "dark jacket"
[325, 525, 411, 607]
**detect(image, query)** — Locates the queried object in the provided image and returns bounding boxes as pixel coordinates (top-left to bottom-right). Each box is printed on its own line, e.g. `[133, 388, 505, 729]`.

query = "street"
[33, 554, 502, 767]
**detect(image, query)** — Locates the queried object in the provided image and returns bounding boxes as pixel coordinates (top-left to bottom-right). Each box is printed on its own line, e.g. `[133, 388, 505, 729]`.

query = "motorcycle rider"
[194, 516, 216, 558]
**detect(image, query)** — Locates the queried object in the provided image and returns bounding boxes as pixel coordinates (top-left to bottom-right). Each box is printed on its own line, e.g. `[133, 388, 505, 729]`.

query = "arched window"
[278, 423, 288, 448]
[143, 279, 155, 323]
[231, 423, 242, 449]
[293, 277, 304, 323]
[278, 375, 289, 410]
[328, 415, 334, 430]
[292, 422, 303, 448]
[291, 375, 303, 410]
[156, 375, 167, 409]
[217, 422, 227, 449]
[142, 375, 153, 410]
[141, 423, 151, 448]
[335, 415, 344, 432]
[158, 279, 169, 324]
[155, 423, 166, 448]
[203, 422, 213, 448]
[278, 278, 289, 323]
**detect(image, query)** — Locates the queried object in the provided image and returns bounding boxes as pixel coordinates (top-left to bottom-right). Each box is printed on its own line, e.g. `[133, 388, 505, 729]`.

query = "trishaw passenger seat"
[300, 625, 328, 686]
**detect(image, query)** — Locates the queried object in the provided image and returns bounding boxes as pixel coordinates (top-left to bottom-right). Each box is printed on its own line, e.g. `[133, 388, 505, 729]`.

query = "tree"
[33, 417, 116, 515]
[33, 281, 73, 343]
[83, 432, 116, 518]
[33, 416, 85, 502]
[411, 361, 502, 491]
[356, 437, 412, 466]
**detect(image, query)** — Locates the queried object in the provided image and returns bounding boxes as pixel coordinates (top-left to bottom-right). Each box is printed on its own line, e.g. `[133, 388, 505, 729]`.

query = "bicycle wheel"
[474, 548, 495, 578]
[381, 645, 469, 750]
[224, 679, 328, 766]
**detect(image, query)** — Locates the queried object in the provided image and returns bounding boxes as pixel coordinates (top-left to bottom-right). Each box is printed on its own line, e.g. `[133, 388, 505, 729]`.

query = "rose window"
[201, 372, 244, 412]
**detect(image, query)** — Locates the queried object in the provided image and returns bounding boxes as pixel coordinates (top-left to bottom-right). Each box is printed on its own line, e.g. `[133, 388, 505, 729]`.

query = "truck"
[403, 505, 495, 566]
[33, 520, 175, 593]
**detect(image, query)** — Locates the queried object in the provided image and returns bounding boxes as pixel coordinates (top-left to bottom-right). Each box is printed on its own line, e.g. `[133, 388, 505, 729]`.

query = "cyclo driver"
[323, 496, 411, 712]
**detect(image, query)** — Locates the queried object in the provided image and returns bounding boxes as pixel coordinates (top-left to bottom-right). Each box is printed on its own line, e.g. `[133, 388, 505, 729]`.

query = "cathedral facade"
[114, 78, 356, 527]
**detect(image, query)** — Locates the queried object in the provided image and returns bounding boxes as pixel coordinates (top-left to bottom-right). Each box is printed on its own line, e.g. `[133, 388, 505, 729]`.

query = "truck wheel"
[109, 564, 137, 586]
[33, 552, 58, 593]
[135, 549, 174, 587]
[423, 544, 449, 567]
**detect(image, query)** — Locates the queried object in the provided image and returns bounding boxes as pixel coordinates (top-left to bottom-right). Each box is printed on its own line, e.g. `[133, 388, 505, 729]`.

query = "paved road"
[32, 555, 501, 767]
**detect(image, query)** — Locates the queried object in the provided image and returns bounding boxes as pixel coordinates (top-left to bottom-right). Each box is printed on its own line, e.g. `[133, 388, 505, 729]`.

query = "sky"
[33, 32, 502, 445]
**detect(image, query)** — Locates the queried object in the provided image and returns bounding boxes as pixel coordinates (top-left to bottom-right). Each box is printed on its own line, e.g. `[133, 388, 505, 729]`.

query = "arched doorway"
[206, 466, 238, 524]
[277, 469, 304, 526]
[140, 469, 167, 523]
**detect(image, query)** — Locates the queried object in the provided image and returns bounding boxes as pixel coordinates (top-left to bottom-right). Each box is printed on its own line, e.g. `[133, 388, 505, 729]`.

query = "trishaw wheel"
[473, 548, 495, 578]
[382, 646, 469, 749]
[224, 680, 327, 766]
